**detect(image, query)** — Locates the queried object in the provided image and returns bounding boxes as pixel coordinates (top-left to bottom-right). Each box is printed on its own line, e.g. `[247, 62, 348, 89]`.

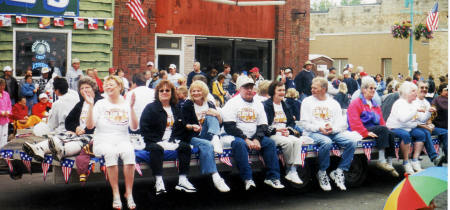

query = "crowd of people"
[0, 59, 447, 209]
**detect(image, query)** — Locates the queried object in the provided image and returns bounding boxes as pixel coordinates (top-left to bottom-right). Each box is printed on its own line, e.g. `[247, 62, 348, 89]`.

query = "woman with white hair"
[386, 81, 427, 174]
[348, 76, 398, 177]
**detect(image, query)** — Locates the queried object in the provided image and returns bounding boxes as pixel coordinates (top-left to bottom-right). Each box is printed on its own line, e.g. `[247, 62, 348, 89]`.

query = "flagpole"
[408, 0, 414, 77]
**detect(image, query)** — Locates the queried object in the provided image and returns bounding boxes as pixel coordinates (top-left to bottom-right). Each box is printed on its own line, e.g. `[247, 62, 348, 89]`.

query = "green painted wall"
[0, 0, 114, 76]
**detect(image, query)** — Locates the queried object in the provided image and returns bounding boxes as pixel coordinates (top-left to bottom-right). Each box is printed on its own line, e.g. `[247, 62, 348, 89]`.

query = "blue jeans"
[308, 132, 356, 171]
[190, 115, 221, 174]
[391, 128, 413, 144]
[411, 127, 437, 160]
[433, 127, 448, 156]
[231, 136, 280, 181]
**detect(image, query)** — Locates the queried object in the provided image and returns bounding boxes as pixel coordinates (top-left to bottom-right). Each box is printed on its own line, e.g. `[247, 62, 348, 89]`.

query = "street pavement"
[0, 158, 447, 210]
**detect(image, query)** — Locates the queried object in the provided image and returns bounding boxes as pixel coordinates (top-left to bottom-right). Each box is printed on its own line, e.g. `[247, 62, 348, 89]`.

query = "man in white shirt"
[126, 73, 155, 129]
[145, 61, 154, 87]
[167, 64, 183, 87]
[300, 77, 356, 191]
[222, 76, 284, 190]
[66, 58, 84, 90]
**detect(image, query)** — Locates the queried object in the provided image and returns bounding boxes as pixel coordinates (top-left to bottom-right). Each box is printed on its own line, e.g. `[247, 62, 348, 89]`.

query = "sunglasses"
[159, 89, 171, 93]
[420, 87, 429, 90]
[367, 87, 376, 90]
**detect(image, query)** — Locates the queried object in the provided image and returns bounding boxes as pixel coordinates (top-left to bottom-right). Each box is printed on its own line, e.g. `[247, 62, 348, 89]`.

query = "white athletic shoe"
[411, 161, 423, 172]
[175, 178, 197, 193]
[403, 162, 415, 175]
[245, 180, 256, 190]
[330, 168, 347, 191]
[285, 170, 303, 185]
[48, 136, 64, 161]
[264, 179, 285, 189]
[211, 135, 223, 154]
[213, 177, 230, 192]
[155, 179, 167, 195]
[317, 170, 331, 191]
[22, 142, 45, 161]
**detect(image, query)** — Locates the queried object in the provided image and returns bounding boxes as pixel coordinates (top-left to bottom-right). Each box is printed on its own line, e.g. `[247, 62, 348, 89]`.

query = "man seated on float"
[222, 76, 284, 190]
[182, 80, 230, 192]
[31, 93, 52, 119]
[22, 77, 80, 161]
[11, 96, 41, 129]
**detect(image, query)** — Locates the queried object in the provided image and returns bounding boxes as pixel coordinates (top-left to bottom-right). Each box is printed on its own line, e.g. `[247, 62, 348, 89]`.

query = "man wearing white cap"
[167, 64, 183, 86]
[37, 67, 51, 96]
[343, 70, 358, 96]
[145, 61, 155, 87]
[66, 58, 84, 90]
[294, 61, 315, 100]
[1, 66, 19, 104]
[222, 76, 284, 190]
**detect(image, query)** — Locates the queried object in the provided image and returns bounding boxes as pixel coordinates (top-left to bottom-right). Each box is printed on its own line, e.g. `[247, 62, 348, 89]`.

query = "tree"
[341, 0, 360, 6]
[311, 0, 334, 11]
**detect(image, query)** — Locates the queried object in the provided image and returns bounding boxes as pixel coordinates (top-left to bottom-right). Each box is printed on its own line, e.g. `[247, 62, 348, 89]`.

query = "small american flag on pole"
[426, 2, 439, 32]
[363, 142, 372, 162]
[301, 146, 308, 168]
[20, 152, 32, 173]
[433, 139, 440, 155]
[394, 142, 400, 160]
[126, 0, 148, 29]
[135, 163, 143, 176]
[42, 155, 53, 181]
[219, 149, 233, 167]
[61, 158, 74, 184]
[331, 144, 341, 157]
[2, 150, 14, 173]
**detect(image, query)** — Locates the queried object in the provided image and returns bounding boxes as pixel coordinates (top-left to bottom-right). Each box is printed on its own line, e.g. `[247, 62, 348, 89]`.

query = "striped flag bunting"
[42, 155, 53, 181]
[301, 146, 308, 168]
[87, 161, 95, 176]
[126, 0, 148, 29]
[15, 16, 27, 24]
[362, 142, 373, 162]
[313, 145, 319, 155]
[0, 15, 12, 27]
[61, 158, 74, 184]
[219, 149, 232, 167]
[331, 144, 341, 157]
[54, 17, 64, 27]
[2, 150, 14, 173]
[433, 139, 440, 155]
[73, 18, 84, 30]
[104, 19, 114, 30]
[135, 163, 142, 176]
[88, 18, 98, 30]
[20, 152, 32, 173]
[426, 2, 439, 32]
[39, 17, 50, 29]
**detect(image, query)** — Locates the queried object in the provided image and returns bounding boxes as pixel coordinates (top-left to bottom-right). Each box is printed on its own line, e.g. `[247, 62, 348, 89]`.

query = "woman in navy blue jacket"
[140, 80, 195, 195]
[182, 80, 230, 192]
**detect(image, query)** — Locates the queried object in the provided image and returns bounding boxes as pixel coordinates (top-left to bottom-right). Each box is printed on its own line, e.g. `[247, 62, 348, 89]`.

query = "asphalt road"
[0, 159, 447, 210]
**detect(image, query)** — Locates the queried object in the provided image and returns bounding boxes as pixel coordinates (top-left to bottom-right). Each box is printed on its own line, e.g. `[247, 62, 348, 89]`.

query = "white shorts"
[94, 140, 136, 167]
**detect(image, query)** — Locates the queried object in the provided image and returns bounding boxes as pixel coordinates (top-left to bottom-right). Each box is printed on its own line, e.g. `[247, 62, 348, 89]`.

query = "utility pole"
[405, 0, 414, 77]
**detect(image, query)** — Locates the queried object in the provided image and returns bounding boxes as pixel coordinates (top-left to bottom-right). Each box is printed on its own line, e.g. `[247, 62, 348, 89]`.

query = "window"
[382, 58, 392, 77]
[332, 58, 348, 75]
[157, 37, 181, 49]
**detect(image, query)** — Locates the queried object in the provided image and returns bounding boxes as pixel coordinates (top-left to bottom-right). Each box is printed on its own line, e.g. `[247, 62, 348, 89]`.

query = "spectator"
[327, 74, 339, 96]
[21, 75, 38, 115]
[48, 77, 80, 133]
[413, 71, 421, 83]
[294, 60, 315, 99]
[115, 68, 129, 93]
[343, 71, 358, 96]
[432, 84, 448, 135]
[263, 81, 314, 185]
[227, 73, 238, 96]
[375, 74, 386, 97]
[144, 69, 153, 88]
[31, 93, 52, 119]
[187, 62, 207, 88]
[347, 76, 398, 177]
[0, 78, 11, 148]
[87, 69, 104, 93]
[37, 67, 52, 96]
[212, 74, 226, 105]
[67, 58, 83, 90]
[222, 76, 284, 190]
[249, 67, 264, 88]
[218, 64, 232, 90]
[181, 81, 230, 192]
[2, 66, 19, 104]
[149, 71, 160, 89]
[300, 77, 356, 191]
[329, 67, 337, 75]
[104, 67, 116, 81]
[381, 82, 402, 121]
[285, 88, 300, 121]
[334, 82, 350, 110]
[85, 75, 138, 209]
[253, 80, 270, 103]
[426, 74, 436, 103]
[126, 73, 155, 130]
[344, 64, 354, 73]
[167, 64, 183, 87]
[11, 97, 41, 130]
[140, 80, 197, 195]
[48, 57, 62, 77]
[177, 77, 187, 87]
[176, 86, 188, 107]
[280, 68, 296, 90]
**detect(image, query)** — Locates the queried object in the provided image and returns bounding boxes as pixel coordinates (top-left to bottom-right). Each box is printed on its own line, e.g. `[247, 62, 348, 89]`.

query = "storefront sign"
[0, 0, 79, 17]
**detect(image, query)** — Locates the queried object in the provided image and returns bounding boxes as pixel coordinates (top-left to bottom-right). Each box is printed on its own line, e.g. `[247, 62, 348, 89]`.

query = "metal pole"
[408, 0, 413, 77]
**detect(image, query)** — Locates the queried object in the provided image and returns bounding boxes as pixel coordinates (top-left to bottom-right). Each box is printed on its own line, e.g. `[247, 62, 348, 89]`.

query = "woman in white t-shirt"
[263, 81, 314, 185]
[85, 76, 138, 210]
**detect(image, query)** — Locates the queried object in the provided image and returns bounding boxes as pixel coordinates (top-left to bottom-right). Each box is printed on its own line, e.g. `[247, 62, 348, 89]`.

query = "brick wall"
[275, 0, 310, 76]
[113, 0, 156, 79]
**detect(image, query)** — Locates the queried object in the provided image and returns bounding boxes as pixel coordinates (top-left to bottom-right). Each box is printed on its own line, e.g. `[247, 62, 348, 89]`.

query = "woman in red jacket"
[347, 76, 398, 177]
[31, 93, 52, 119]
[11, 97, 41, 129]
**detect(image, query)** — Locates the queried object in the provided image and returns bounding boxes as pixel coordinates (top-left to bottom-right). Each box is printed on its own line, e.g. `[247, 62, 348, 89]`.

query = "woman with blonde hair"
[85, 75, 138, 209]
[333, 82, 349, 109]
[285, 88, 300, 121]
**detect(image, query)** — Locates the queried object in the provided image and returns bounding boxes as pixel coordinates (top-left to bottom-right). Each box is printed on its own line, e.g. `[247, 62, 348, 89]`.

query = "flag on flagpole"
[126, 0, 148, 29]
[87, 18, 98, 30]
[15, 16, 27, 24]
[73, 18, 84, 30]
[61, 158, 74, 184]
[53, 17, 64, 27]
[104, 19, 114, 30]
[135, 163, 142, 176]
[0, 15, 12, 27]
[426, 2, 439, 32]
[394, 142, 400, 160]
[363, 142, 372, 162]
[42, 155, 53, 181]
[20, 152, 32, 173]
[433, 140, 440, 155]
[219, 150, 232, 166]
[301, 146, 308, 168]
[39, 17, 51, 29]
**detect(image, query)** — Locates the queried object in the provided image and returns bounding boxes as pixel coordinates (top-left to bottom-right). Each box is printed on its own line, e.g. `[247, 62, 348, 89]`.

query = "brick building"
[113, 0, 310, 79]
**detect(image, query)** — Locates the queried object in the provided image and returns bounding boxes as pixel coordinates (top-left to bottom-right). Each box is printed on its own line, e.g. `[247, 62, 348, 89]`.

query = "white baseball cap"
[343, 70, 350, 75]
[3, 66, 12, 72]
[39, 93, 48, 99]
[169, 64, 176, 69]
[236, 76, 255, 89]
[146, 61, 154, 66]
[41, 67, 50, 74]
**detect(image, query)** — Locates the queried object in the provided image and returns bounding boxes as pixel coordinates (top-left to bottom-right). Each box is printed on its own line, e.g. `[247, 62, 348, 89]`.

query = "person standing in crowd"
[145, 62, 154, 87]
[344, 63, 354, 73]
[327, 74, 339, 96]
[2, 66, 19, 105]
[222, 76, 284, 190]
[285, 88, 300, 121]
[249, 67, 264, 88]
[347, 76, 399, 177]
[21, 75, 38, 115]
[263, 81, 314, 185]
[329, 67, 337, 75]
[375, 74, 386, 97]
[413, 71, 421, 83]
[333, 82, 350, 110]
[104, 67, 116, 81]
[87, 69, 104, 93]
[300, 77, 356, 191]
[426, 74, 436, 103]
[167, 64, 183, 86]
[253, 80, 271, 103]
[218, 64, 232, 90]
[67, 58, 84, 90]
[140, 80, 197, 195]
[294, 61, 315, 100]
[212, 74, 227, 106]
[181, 80, 230, 192]
[37, 67, 52, 96]
[227, 73, 239, 96]
[355, 66, 365, 87]
[85, 76, 138, 210]
[432, 84, 448, 162]
[280, 68, 296, 90]
[187, 62, 207, 88]
[0, 78, 11, 149]
[343, 70, 358, 96]
[115, 68, 129, 93]
[48, 57, 62, 77]
[126, 73, 155, 129]
[31, 93, 52, 119]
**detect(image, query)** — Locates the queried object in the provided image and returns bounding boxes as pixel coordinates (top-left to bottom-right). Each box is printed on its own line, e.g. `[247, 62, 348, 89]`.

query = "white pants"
[270, 135, 313, 166]
[0, 124, 8, 149]
[94, 140, 135, 167]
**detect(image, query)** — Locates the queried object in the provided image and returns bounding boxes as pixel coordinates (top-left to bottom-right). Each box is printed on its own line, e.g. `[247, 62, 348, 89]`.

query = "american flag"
[126, 0, 148, 29]
[313, 145, 319, 155]
[73, 18, 85, 30]
[219, 149, 233, 167]
[301, 146, 308, 168]
[88, 18, 98, 30]
[2, 150, 14, 173]
[363, 142, 372, 162]
[15, 16, 27, 24]
[331, 144, 341, 157]
[87, 162, 95, 176]
[0, 15, 12, 27]
[42, 155, 53, 181]
[135, 163, 142, 176]
[61, 158, 74, 184]
[20, 152, 32, 173]
[99, 158, 108, 181]
[426, 2, 439, 32]
[433, 139, 440, 155]
[53, 17, 64, 27]
[394, 142, 400, 160]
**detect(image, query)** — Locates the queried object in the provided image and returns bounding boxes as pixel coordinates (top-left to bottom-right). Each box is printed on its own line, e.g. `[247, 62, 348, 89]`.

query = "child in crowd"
[31, 93, 52, 119]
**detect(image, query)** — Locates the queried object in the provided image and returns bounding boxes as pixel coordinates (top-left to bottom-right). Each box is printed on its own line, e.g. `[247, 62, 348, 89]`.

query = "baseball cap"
[41, 67, 50, 74]
[236, 76, 255, 89]
[108, 67, 115, 73]
[284, 68, 292, 73]
[147, 61, 154, 66]
[72, 58, 80, 64]
[343, 70, 350, 75]
[3, 66, 12, 72]
[249, 67, 259, 73]
[359, 72, 368, 77]
[169, 64, 176, 69]
[39, 93, 48, 100]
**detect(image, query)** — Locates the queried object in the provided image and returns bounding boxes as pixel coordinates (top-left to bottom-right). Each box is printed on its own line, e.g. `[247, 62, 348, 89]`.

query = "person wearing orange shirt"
[32, 93, 52, 119]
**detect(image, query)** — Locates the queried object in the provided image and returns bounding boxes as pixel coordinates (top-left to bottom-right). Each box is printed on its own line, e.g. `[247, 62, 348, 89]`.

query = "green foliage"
[311, 0, 335, 11]
[341, 0, 361, 6]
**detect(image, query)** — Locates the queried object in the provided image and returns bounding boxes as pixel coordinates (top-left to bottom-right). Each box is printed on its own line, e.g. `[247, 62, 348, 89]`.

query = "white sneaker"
[213, 177, 230, 192]
[22, 142, 45, 161]
[317, 170, 331, 191]
[48, 136, 64, 161]
[330, 169, 347, 191]
[175, 178, 197, 193]
[245, 180, 256, 190]
[264, 179, 285, 189]
[211, 135, 223, 154]
[285, 170, 303, 185]
[155, 179, 166, 195]
[403, 162, 415, 175]
[411, 161, 423, 172]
